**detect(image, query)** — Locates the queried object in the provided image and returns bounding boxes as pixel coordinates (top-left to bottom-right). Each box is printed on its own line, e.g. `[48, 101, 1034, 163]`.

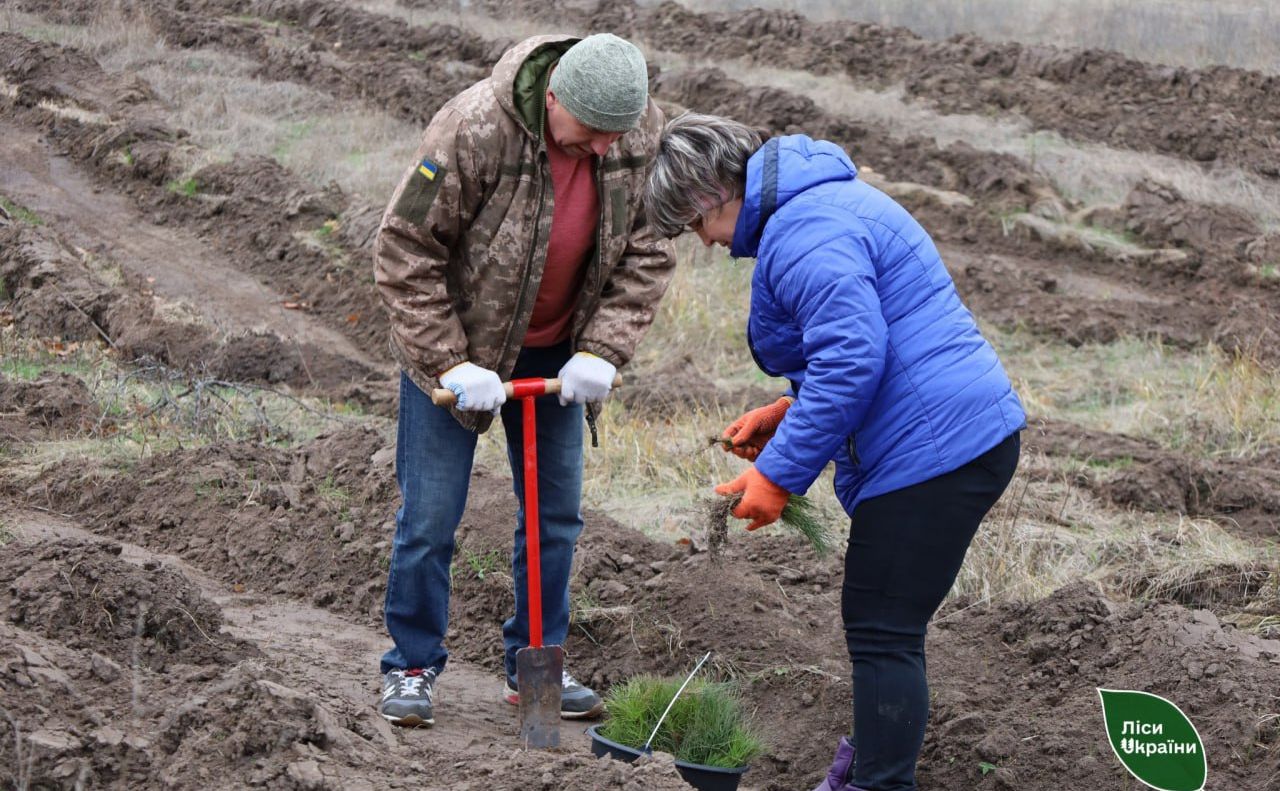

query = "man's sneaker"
[380, 667, 437, 726]
[504, 670, 604, 719]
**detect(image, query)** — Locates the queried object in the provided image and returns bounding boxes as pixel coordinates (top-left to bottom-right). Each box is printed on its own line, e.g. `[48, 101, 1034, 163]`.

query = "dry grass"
[4, 9, 420, 202]
[993, 326, 1280, 458]
[7, 3, 1275, 616]
[0, 327, 375, 481]
[665, 0, 1280, 74]
[947, 449, 1274, 614]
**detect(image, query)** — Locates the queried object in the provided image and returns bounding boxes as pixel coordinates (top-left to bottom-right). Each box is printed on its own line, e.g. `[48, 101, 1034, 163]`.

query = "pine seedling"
[599, 676, 764, 768]
[706, 492, 835, 558]
[780, 494, 835, 557]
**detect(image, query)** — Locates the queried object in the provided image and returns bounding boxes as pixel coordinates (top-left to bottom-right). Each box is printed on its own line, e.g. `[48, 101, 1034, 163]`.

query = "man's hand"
[714, 466, 789, 531]
[439, 362, 506, 413]
[557, 352, 617, 406]
[720, 397, 793, 459]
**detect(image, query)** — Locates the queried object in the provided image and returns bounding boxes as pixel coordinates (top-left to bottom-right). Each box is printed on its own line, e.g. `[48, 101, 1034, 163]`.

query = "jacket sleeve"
[373, 107, 487, 378]
[753, 227, 888, 496]
[576, 208, 677, 366]
[577, 104, 677, 367]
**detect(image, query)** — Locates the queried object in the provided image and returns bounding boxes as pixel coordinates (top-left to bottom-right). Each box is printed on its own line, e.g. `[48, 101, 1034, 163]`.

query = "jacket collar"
[491, 35, 581, 143]
[731, 135, 859, 258]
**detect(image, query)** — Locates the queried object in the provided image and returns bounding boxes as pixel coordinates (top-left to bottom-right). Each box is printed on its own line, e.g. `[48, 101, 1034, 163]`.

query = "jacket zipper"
[571, 154, 609, 345]
[496, 151, 546, 376]
[579, 154, 609, 447]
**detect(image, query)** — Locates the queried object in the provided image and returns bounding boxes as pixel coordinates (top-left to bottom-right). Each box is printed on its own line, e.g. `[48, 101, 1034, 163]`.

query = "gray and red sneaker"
[504, 670, 604, 719]
[380, 667, 437, 727]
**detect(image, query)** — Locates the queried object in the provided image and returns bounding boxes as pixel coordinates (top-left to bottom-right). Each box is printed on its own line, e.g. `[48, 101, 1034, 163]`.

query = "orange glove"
[714, 466, 790, 531]
[720, 397, 793, 460]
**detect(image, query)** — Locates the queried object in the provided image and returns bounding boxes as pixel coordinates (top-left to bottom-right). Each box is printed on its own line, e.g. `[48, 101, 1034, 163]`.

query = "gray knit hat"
[548, 34, 649, 132]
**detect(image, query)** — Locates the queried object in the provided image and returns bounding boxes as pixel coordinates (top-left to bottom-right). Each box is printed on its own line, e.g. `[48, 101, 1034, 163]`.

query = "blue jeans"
[380, 343, 584, 679]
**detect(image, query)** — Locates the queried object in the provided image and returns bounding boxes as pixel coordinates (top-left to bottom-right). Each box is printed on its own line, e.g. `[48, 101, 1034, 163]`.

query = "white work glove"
[439, 362, 505, 413]
[557, 352, 616, 406]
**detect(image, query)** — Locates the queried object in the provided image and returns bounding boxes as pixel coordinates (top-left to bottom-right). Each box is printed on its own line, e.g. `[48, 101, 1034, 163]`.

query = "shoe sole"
[381, 712, 435, 727]
[560, 701, 605, 720]
[503, 689, 605, 720]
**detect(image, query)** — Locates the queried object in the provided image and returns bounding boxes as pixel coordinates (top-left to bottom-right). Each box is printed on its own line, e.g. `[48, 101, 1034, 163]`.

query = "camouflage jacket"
[373, 35, 676, 432]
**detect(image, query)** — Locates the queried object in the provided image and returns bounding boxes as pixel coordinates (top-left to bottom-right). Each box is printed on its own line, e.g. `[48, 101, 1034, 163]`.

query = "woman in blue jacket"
[646, 114, 1026, 791]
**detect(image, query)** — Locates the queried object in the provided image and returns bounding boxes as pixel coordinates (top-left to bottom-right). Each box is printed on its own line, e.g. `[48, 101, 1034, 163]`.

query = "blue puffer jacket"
[732, 135, 1026, 515]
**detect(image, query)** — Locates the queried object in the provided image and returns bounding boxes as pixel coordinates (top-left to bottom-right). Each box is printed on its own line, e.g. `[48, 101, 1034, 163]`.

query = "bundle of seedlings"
[705, 490, 835, 560]
[598, 675, 765, 770]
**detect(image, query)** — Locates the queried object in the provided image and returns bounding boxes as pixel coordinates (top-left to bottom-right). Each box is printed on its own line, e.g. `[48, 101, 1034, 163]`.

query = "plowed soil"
[3, 1, 1279, 789]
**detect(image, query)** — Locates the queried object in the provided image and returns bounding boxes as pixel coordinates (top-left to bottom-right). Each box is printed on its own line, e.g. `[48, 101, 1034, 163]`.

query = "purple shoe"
[812, 736, 857, 791]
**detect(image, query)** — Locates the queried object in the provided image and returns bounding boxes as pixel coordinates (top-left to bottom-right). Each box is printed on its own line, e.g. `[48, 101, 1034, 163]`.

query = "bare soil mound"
[1124, 179, 1263, 255]
[921, 582, 1280, 789]
[0, 220, 374, 391]
[0, 509, 699, 791]
[1032, 421, 1280, 540]
[0, 371, 95, 437]
[653, 65, 1053, 213]
[469, 0, 1280, 176]
[619, 352, 779, 418]
[11, 426, 398, 621]
[3, 539, 253, 670]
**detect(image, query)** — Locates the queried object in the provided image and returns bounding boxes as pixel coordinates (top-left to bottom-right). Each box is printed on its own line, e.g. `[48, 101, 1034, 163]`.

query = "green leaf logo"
[1098, 689, 1207, 791]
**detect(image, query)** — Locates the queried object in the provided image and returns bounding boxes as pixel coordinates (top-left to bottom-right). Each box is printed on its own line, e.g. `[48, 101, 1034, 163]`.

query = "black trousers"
[843, 432, 1020, 791]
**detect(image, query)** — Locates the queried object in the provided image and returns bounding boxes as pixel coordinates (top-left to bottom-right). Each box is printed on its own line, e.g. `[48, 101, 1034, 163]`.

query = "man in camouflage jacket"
[373, 33, 675, 727]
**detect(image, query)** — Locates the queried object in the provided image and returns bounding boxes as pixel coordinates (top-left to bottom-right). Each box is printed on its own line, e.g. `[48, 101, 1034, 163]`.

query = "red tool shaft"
[510, 378, 548, 649]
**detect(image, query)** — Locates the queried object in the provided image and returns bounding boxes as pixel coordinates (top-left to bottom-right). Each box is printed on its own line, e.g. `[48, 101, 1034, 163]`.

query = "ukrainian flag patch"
[394, 156, 447, 224]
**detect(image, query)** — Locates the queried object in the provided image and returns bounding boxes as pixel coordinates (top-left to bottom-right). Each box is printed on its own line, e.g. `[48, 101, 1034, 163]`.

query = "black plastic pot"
[586, 724, 751, 791]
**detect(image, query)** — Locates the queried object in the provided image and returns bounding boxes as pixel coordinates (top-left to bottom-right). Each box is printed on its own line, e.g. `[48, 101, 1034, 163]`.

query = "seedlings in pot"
[600, 675, 765, 769]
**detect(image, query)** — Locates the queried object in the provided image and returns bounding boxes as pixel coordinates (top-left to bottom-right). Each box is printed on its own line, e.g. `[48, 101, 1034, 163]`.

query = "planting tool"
[429, 373, 622, 408]
[501, 378, 568, 747]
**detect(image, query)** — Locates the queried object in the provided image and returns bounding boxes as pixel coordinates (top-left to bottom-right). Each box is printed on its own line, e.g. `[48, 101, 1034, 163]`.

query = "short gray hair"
[645, 112, 763, 239]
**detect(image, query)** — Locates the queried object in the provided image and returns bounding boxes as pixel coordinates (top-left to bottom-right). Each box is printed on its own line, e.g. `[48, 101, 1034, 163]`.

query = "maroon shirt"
[524, 135, 600, 347]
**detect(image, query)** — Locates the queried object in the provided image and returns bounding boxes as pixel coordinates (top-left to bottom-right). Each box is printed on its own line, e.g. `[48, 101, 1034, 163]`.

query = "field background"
[2, 1, 1278, 789]
[661, 0, 1280, 72]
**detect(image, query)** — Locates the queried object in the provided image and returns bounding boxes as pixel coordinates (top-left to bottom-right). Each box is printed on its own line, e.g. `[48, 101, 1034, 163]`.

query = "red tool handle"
[510, 378, 547, 649]
[429, 374, 622, 408]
